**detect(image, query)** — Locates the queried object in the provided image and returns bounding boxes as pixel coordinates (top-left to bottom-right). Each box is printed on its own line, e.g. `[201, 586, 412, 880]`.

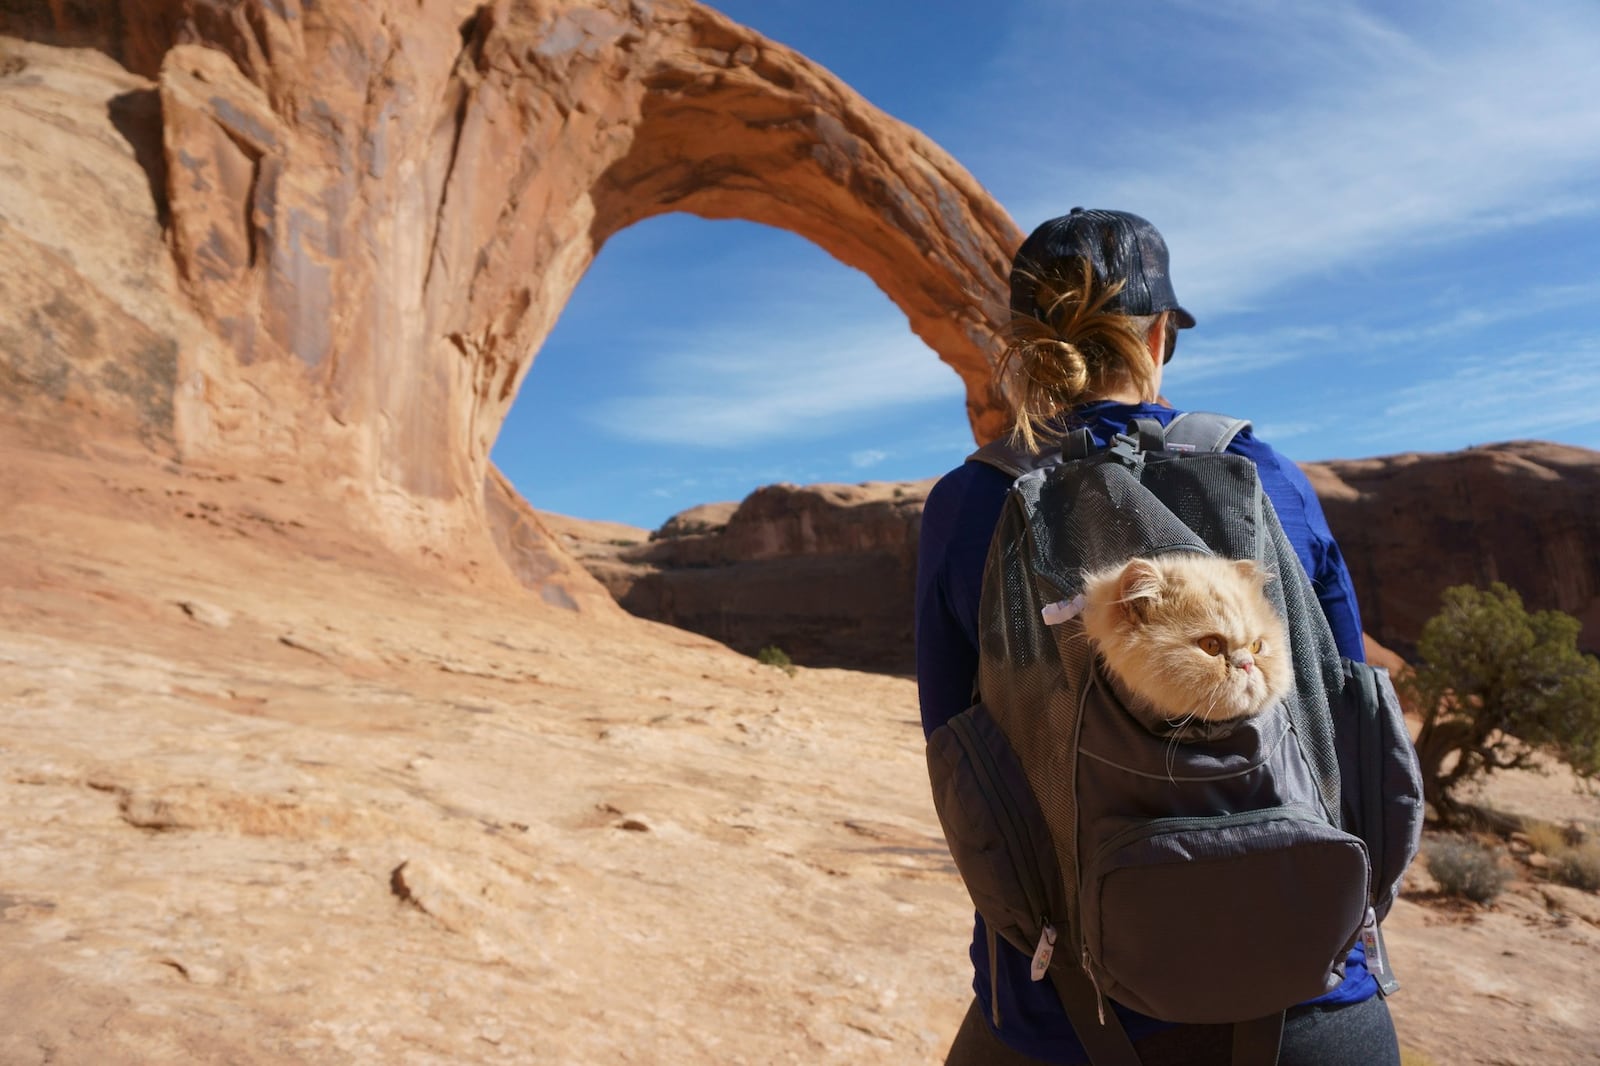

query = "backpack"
[925, 413, 1424, 1066]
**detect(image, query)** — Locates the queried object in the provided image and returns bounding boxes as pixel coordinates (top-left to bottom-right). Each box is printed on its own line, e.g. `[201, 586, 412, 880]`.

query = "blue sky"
[493, 0, 1600, 530]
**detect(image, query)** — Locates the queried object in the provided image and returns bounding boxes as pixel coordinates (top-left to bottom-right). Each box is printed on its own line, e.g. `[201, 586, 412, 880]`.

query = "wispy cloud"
[986, 1, 1600, 313]
[589, 317, 966, 447]
[1374, 337, 1600, 451]
[1169, 277, 1600, 390]
[850, 448, 889, 468]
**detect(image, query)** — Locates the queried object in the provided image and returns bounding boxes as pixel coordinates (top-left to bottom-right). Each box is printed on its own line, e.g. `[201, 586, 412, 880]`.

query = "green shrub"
[756, 645, 796, 677]
[1551, 843, 1600, 892]
[1403, 582, 1600, 817]
[1426, 837, 1513, 903]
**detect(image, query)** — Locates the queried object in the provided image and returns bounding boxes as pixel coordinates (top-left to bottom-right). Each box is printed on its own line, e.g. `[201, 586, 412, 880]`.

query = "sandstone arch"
[1, 0, 1021, 599]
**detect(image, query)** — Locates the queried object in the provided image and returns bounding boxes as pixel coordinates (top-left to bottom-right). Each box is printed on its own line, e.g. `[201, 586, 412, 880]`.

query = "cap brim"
[1171, 307, 1196, 329]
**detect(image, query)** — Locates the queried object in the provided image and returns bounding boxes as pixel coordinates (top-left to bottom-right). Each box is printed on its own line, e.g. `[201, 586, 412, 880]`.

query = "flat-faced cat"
[1079, 553, 1292, 736]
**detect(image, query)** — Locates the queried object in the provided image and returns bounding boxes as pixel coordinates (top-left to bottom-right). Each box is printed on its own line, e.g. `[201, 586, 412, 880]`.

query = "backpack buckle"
[1106, 432, 1145, 468]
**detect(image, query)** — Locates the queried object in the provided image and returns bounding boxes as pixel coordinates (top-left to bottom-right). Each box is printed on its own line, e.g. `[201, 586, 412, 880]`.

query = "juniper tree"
[1403, 582, 1600, 817]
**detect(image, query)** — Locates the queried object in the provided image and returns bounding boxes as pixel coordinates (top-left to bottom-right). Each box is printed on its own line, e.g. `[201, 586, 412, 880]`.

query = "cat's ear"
[1115, 558, 1166, 622]
[1232, 559, 1273, 587]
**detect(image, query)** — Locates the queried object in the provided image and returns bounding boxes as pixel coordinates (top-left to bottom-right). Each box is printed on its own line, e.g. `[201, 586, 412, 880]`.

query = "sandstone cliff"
[553, 480, 933, 673]
[0, 0, 1019, 602]
[1303, 441, 1600, 659]
[549, 441, 1600, 673]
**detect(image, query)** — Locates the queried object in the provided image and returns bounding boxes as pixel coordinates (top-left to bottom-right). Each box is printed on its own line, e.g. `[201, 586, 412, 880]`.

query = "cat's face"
[1080, 553, 1292, 726]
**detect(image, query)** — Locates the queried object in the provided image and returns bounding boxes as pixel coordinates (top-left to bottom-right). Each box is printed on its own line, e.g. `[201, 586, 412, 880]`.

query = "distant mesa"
[546, 480, 932, 673]
[547, 443, 1600, 674]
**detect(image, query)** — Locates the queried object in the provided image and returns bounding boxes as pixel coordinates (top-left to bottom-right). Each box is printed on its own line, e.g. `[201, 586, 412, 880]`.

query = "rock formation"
[0, 0, 1020, 606]
[553, 479, 933, 673]
[1303, 441, 1600, 659]
[549, 442, 1600, 673]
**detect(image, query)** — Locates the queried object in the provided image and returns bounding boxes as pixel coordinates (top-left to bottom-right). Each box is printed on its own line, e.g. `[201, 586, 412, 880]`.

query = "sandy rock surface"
[1, 442, 970, 1064]
[5, 444, 1600, 1065]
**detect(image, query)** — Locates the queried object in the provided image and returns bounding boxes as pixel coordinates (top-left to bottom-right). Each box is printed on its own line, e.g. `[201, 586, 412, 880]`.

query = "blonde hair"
[995, 257, 1160, 453]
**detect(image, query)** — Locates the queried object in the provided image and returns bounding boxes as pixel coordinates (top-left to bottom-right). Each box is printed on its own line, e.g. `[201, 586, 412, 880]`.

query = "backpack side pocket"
[1335, 660, 1425, 919]
[927, 702, 1064, 961]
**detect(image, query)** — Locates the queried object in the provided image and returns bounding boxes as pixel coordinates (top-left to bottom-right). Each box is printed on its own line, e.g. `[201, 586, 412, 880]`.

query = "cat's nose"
[1235, 655, 1255, 673]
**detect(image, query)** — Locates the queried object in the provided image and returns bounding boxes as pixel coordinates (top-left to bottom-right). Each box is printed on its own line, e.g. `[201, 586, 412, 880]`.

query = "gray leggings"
[944, 994, 1401, 1066]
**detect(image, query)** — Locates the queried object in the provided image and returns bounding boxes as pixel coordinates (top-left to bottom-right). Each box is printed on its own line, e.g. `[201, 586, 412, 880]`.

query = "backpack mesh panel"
[976, 452, 1345, 944]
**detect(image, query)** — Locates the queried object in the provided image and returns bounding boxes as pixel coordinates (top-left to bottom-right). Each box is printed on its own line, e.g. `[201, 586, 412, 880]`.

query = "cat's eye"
[1250, 639, 1264, 654]
[1199, 635, 1225, 656]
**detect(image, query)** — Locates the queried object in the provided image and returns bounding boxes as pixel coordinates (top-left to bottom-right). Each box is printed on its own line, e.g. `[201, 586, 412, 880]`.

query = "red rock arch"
[4, 0, 1021, 595]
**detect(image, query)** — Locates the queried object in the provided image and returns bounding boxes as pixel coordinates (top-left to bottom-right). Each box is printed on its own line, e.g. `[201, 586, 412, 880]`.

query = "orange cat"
[1080, 553, 1292, 734]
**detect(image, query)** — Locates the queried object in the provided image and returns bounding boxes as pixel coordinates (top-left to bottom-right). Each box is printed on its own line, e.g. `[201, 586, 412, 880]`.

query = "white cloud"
[1169, 325, 1341, 383]
[589, 317, 966, 447]
[1166, 277, 1600, 395]
[850, 448, 889, 468]
[1373, 339, 1600, 450]
[994, 1, 1600, 313]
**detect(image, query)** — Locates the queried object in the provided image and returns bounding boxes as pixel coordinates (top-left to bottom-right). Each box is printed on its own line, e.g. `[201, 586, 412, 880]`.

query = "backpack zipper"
[1089, 806, 1328, 867]
[1080, 943, 1107, 1025]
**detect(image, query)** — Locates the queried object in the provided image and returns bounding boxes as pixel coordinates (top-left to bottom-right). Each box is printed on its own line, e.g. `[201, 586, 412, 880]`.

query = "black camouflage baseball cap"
[1009, 207, 1196, 330]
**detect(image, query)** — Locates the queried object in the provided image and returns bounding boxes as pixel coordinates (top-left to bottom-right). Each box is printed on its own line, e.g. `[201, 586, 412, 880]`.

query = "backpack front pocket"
[1080, 808, 1368, 1024]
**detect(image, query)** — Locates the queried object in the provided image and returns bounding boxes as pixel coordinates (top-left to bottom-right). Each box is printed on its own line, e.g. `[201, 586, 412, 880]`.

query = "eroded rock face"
[552, 442, 1599, 673]
[0, 0, 1020, 599]
[1302, 441, 1600, 659]
[554, 480, 932, 672]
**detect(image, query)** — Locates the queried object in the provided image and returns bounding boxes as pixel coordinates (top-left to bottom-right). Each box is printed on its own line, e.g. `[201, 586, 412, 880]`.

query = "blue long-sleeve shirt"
[915, 401, 1372, 1064]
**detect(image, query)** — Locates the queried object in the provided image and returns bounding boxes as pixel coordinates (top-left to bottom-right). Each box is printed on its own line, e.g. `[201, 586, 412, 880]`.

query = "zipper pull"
[1360, 906, 1401, 996]
[1081, 945, 1107, 1025]
[1029, 923, 1057, 981]
[1359, 907, 1383, 977]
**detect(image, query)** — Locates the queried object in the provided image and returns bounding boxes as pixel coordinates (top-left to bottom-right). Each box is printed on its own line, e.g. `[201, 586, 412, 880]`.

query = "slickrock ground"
[1, 440, 968, 1064]
[5, 443, 1600, 1066]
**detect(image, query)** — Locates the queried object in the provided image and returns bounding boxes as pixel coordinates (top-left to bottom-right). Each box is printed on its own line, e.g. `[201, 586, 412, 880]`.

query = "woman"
[915, 208, 1399, 1065]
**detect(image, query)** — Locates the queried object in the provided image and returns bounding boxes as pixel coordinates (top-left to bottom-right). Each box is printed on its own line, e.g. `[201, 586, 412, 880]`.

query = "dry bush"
[1426, 837, 1513, 903]
[1551, 842, 1600, 892]
[1523, 820, 1571, 856]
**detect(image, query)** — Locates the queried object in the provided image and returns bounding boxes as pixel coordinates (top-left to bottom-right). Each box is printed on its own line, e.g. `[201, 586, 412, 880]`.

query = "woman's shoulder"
[1223, 424, 1327, 515]
[924, 455, 1014, 535]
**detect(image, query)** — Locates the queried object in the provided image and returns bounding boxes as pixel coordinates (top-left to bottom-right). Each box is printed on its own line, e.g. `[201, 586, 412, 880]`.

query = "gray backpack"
[925, 414, 1424, 1066]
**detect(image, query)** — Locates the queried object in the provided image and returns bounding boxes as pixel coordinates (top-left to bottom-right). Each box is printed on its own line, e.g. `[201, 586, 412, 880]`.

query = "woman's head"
[997, 208, 1194, 450]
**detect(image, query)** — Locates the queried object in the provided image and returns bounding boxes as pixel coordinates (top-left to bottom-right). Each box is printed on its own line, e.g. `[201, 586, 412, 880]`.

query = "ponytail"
[995, 257, 1159, 453]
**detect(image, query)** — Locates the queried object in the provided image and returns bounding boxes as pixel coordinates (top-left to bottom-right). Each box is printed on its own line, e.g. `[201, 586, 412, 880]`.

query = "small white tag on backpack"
[1030, 924, 1057, 981]
[1360, 907, 1385, 977]
[1040, 594, 1086, 626]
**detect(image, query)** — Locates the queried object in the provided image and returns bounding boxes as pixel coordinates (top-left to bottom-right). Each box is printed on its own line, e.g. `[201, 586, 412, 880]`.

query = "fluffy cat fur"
[1080, 553, 1291, 735]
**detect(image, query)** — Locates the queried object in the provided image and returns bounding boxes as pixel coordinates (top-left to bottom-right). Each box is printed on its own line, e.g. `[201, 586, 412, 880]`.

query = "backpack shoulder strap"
[966, 439, 1037, 478]
[1159, 411, 1252, 454]
[967, 427, 1094, 477]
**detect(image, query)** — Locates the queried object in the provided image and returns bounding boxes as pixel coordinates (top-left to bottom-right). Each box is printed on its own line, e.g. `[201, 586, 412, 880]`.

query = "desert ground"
[3, 439, 1599, 1066]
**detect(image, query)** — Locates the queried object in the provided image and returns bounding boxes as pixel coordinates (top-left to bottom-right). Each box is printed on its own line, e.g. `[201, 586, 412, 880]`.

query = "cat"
[1078, 552, 1292, 737]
